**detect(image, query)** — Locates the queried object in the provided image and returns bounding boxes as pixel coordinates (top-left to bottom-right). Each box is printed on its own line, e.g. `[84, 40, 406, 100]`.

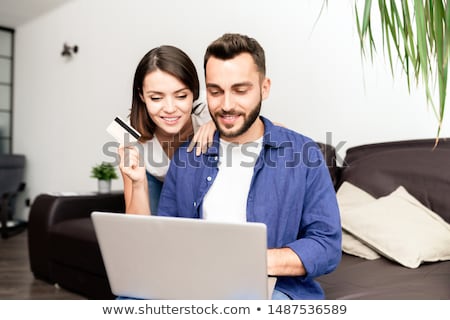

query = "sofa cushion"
[317, 253, 450, 299]
[340, 139, 450, 224]
[336, 182, 380, 260]
[341, 186, 450, 268]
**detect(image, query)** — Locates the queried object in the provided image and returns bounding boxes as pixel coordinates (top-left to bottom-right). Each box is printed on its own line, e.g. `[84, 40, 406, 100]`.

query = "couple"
[118, 33, 341, 300]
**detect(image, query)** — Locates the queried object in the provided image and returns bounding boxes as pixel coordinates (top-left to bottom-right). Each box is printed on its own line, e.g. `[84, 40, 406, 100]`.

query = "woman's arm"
[118, 145, 151, 215]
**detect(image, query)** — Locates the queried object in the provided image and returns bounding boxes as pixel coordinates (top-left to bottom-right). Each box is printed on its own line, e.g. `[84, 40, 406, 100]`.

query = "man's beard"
[210, 99, 262, 139]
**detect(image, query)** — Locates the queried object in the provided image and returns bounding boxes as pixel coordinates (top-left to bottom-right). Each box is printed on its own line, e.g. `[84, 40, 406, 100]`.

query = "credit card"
[106, 116, 141, 145]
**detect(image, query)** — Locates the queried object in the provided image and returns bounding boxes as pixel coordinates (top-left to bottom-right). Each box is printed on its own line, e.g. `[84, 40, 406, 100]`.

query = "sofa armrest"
[316, 142, 340, 189]
[28, 192, 125, 281]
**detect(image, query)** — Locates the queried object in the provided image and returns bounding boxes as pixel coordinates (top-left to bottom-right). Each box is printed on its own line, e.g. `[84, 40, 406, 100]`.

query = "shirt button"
[206, 176, 212, 182]
[193, 201, 197, 207]
[214, 156, 218, 161]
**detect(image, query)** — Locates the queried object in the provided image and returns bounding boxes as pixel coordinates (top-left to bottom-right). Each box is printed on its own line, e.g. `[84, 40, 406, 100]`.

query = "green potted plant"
[91, 162, 118, 193]
[355, 0, 448, 143]
[320, 1, 447, 143]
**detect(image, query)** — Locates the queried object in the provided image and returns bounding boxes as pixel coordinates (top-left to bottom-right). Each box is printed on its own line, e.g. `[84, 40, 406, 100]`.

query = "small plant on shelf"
[90, 162, 118, 193]
[91, 162, 118, 180]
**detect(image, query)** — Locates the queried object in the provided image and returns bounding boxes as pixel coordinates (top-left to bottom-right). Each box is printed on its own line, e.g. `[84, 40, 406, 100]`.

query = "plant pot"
[98, 179, 111, 194]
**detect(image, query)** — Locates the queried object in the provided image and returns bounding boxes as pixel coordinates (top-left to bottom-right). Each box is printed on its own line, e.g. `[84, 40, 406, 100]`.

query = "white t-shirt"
[142, 101, 211, 181]
[202, 137, 263, 223]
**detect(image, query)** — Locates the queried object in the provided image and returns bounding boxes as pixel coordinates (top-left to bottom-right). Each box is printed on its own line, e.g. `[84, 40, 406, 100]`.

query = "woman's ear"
[139, 92, 145, 103]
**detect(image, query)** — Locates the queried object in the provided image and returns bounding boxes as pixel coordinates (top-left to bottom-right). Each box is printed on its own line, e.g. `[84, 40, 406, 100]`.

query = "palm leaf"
[356, 0, 448, 144]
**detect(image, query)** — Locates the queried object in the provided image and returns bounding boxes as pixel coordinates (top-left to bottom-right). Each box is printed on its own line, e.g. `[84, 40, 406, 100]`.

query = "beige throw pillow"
[336, 182, 381, 260]
[341, 186, 450, 268]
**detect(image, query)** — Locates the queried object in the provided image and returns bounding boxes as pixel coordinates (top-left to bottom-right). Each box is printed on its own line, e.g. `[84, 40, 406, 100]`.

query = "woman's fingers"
[189, 120, 216, 156]
[118, 145, 145, 181]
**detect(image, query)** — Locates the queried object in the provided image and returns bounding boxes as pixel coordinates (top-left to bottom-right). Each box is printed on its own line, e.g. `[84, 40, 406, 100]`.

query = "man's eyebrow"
[206, 82, 253, 89]
[231, 82, 253, 88]
[206, 83, 221, 89]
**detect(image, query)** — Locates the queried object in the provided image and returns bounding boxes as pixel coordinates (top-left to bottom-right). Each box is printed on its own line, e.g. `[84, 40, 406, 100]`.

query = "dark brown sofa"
[27, 139, 450, 299]
[317, 138, 450, 299]
[28, 192, 124, 299]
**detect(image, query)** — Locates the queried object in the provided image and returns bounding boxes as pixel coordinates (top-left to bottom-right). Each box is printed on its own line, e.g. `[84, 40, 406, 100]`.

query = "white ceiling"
[0, 0, 72, 29]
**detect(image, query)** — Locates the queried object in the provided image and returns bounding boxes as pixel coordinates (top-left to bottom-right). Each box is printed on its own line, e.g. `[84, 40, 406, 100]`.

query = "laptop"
[91, 212, 274, 300]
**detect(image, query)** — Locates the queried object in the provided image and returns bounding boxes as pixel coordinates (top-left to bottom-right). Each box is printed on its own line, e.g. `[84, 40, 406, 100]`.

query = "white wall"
[12, 0, 450, 220]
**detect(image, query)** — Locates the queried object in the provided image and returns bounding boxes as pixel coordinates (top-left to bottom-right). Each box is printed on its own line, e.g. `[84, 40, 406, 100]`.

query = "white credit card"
[106, 117, 141, 146]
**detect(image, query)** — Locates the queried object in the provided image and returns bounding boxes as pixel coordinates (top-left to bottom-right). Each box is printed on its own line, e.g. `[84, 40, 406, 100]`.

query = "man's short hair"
[204, 33, 266, 76]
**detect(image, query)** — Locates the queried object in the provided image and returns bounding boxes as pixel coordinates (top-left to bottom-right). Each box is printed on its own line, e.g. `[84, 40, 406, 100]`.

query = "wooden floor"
[0, 228, 86, 299]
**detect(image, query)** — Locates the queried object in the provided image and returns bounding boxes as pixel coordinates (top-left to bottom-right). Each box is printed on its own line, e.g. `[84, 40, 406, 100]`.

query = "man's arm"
[267, 247, 306, 276]
[274, 145, 342, 278]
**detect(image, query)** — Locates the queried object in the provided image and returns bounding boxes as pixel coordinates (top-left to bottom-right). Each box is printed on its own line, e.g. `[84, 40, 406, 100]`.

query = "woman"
[118, 45, 214, 215]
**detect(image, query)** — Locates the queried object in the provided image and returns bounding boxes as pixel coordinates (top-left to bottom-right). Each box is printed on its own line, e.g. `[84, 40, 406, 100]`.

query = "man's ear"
[261, 77, 271, 100]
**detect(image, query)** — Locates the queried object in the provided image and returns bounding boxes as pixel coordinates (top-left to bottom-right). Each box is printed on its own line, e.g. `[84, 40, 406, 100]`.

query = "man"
[158, 33, 341, 299]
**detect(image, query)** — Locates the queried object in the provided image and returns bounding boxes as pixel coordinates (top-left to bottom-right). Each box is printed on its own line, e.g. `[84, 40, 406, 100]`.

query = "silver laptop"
[91, 212, 272, 300]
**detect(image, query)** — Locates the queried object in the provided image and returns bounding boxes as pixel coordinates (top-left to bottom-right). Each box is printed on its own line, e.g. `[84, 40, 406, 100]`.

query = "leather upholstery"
[28, 192, 125, 299]
[317, 138, 450, 299]
[339, 138, 450, 223]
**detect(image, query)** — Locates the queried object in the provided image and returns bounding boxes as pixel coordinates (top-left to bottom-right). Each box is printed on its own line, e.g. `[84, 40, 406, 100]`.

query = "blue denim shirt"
[158, 117, 342, 299]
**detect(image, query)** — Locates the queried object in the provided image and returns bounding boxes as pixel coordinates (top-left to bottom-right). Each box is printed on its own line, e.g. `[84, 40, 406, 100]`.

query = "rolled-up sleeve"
[287, 148, 342, 278]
